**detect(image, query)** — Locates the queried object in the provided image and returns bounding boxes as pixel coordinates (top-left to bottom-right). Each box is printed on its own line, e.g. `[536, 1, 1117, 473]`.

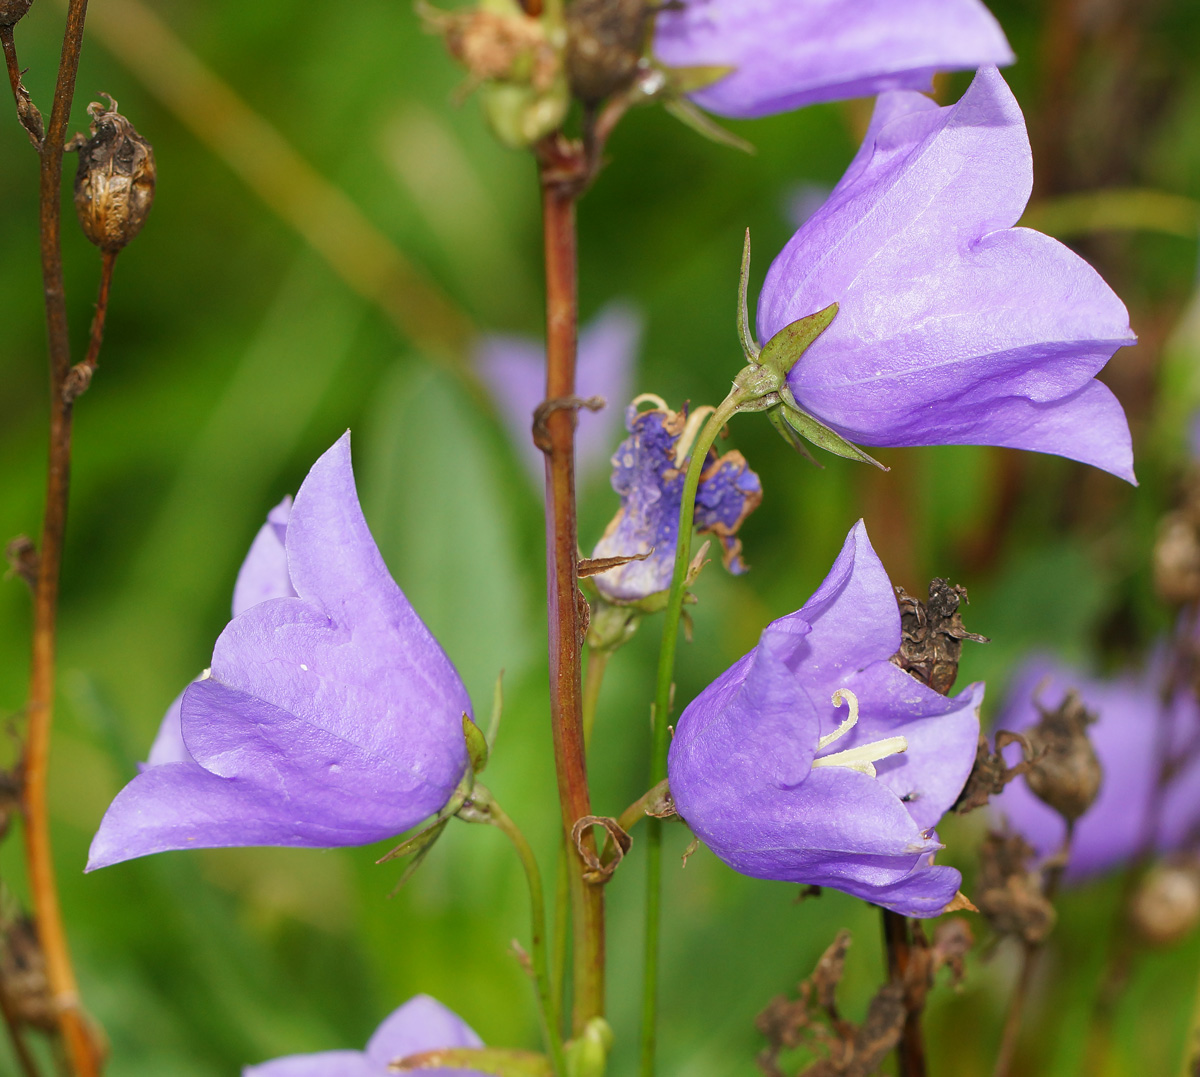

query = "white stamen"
[674, 405, 717, 467]
[811, 688, 908, 777]
[818, 688, 859, 749]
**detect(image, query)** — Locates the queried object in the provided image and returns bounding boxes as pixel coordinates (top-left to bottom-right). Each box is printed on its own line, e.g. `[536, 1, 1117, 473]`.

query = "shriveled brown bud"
[976, 829, 1057, 946]
[1129, 859, 1200, 947]
[1023, 690, 1102, 824]
[565, 0, 648, 104]
[0, 0, 33, 29]
[70, 97, 155, 252]
[1154, 511, 1200, 605]
[891, 578, 988, 696]
[0, 915, 55, 1033]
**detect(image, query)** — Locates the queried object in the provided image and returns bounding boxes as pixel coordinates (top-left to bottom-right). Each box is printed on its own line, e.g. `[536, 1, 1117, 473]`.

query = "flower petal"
[232, 497, 296, 617]
[243, 1051, 376, 1077]
[655, 0, 1013, 119]
[365, 995, 484, 1070]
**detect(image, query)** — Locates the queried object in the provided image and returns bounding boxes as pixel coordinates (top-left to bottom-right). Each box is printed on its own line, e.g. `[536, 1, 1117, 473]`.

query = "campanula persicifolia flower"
[668, 521, 983, 916]
[591, 396, 762, 603]
[757, 66, 1136, 482]
[244, 995, 488, 1076]
[476, 301, 640, 483]
[654, 0, 1013, 120]
[89, 433, 474, 869]
[991, 658, 1200, 881]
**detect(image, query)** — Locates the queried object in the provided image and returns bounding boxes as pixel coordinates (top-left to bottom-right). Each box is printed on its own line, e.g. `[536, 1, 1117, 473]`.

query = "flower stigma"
[811, 688, 908, 778]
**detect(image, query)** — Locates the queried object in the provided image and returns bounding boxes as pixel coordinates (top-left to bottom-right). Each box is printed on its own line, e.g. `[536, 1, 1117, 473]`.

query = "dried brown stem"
[0, 985, 43, 1077]
[63, 249, 117, 403]
[1, 24, 43, 146]
[538, 138, 605, 1035]
[24, 0, 105, 1073]
[880, 909, 927, 1077]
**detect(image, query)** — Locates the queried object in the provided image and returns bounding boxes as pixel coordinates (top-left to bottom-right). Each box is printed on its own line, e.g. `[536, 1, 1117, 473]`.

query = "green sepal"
[758, 302, 838, 379]
[780, 405, 888, 470]
[737, 229, 759, 360]
[766, 405, 821, 467]
[663, 97, 755, 155]
[565, 1018, 613, 1077]
[386, 820, 449, 892]
[391, 1047, 553, 1075]
[463, 713, 489, 776]
[662, 63, 736, 95]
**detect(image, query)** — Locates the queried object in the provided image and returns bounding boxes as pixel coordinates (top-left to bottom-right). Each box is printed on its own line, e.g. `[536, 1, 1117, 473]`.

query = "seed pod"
[0, 0, 33, 29]
[1023, 690, 1102, 824]
[1129, 860, 1200, 947]
[72, 97, 156, 252]
[1153, 511, 1200, 605]
[565, 0, 647, 104]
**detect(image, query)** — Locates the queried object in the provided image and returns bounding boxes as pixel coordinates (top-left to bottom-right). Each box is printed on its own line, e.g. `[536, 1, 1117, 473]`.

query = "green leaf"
[758, 303, 839, 379]
[391, 1047, 553, 1075]
[766, 405, 821, 467]
[463, 713, 489, 775]
[780, 406, 888, 470]
[663, 97, 755, 155]
[662, 64, 737, 95]
[737, 228, 759, 360]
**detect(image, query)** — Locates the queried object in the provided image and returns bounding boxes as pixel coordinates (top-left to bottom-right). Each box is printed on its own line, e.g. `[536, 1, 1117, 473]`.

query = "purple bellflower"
[89, 433, 473, 870]
[667, 521, 983, 917]
[244, 994, 487, 1077]
[476, 302, 641, 484]
[591, 396, 762, 604]
[654, 0, 1013, 120]
[991, 658, 1200, 881]
[757, 66, 1137, 483]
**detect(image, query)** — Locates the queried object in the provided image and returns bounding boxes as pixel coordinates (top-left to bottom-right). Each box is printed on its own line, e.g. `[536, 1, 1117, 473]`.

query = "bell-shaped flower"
[244, 994, 487, 1076]
[88, 433, 473, 870]
[476, 301, 640, 484]
[757, 66, 1137, 482]
[991, 657, 1200, 881]
[591, 396, 762, 604]
[654, 0, 1013, 120]
[667, 521, 983, 916]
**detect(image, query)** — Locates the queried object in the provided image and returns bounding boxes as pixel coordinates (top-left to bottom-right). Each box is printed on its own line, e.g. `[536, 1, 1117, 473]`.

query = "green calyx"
[565, 1017, 613, 1077]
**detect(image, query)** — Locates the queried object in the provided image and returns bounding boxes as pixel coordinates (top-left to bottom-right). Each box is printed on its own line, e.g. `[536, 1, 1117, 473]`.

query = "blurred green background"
[3, 0, 1200, 1073]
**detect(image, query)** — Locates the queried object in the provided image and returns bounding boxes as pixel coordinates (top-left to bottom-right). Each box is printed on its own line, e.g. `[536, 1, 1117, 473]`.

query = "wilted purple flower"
[991, 658, 1200, 881]
[654, 0, 1013, 120]
[668, 521, 983, 916]
[591, 396, 762, 603]
[89, 433, 473, 870]
[476, 302, 640, 483]
[244, 994, 487, 1077]
[758, 66, 1137, 482]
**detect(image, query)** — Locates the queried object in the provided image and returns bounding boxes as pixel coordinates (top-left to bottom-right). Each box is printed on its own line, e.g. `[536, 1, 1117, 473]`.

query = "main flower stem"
[880, 909, 925, 1077]
[640, 391, 744, 1077]
[25, 2, 104, 1073]
[539, 153, 605, 1037]
[484, 797, 569, 1076]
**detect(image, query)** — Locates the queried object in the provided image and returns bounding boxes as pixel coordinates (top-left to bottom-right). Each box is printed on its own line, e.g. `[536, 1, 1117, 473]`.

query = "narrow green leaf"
[662, 63, 737, 95]
[463, 712, 489, 775]
[376, 816, 452, 865]
[663, 97, 755, 155]
[486, 670, 504, 754]
[390, 1047, 553, 1075]
[766, 405, 821, 467]
[781, 406, 888, 471]
[737, 228, 759, 360]
[758, 302, 839, 378]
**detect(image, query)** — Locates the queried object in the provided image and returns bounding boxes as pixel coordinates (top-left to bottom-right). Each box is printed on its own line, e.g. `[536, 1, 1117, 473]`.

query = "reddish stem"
[24, 0, 105, 1073]
[539, 143, 605, 1035]
[881, 909, 927, 1077]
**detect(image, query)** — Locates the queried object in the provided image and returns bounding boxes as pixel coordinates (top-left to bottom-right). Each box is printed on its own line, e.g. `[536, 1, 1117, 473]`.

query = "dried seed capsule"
[71, 97, 156, 252]
[565, 0, 647, 104]
[0, 0, 33, 29]
[1129, 860, 1200, 947]
[1023, 690, 1102, 824]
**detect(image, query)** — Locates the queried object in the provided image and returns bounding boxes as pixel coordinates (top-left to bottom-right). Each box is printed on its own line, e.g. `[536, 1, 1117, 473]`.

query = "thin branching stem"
[641, 390, 744, 1077]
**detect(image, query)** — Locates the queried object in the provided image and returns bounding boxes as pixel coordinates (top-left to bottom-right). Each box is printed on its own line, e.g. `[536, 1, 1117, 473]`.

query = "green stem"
[552, 836, 571, 1034]
[582, 646, 611, 750]
[1180, 952, 1200, 1077]
[486, 797, 569, 1077]
[639, 389, 746, 1077]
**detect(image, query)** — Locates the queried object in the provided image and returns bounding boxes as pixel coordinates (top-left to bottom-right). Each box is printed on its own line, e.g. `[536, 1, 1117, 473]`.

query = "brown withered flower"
[891, 578, 988, 696]
[565, 0, 648, 104]
[0, 0, 32, 29]
[976, 829, 1056, 946]
[1022, 689, 1102, 824]
[70, 97, 156, 253]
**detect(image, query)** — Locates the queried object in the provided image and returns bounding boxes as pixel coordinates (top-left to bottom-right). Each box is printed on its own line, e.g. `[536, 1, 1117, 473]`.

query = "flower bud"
[1023, 690, 1102, 824]
[565, 0, 647, 104]
[1129, 859, 1200, 947]
[0, 0, 32, 29]
[71, 98, 156, 253]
